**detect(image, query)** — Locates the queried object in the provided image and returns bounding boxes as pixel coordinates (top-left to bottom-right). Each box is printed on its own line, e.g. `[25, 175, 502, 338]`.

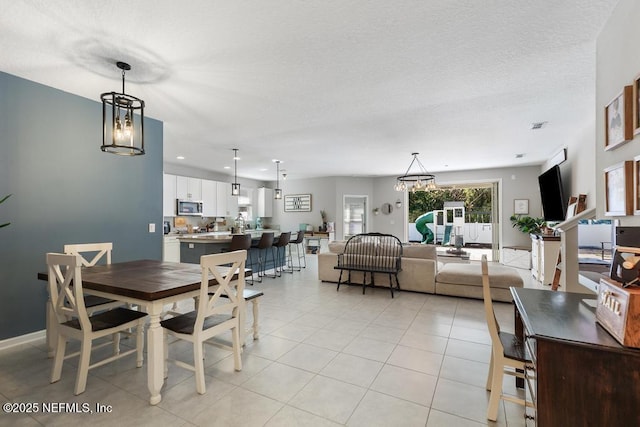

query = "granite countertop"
[176, 230, 281, 243]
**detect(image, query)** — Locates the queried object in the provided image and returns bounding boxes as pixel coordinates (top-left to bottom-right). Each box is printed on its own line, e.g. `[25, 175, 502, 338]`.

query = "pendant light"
[231, 149, 240, 196]
[274, 160, 282, 199]
[100, 61, 145, 155]
[394, 152, 437, 192]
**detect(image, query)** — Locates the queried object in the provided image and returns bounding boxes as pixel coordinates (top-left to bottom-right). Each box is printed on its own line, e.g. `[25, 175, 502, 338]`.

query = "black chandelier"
[394, 152, 437, 192]
[274, 160, 282, 199]
[231, 149, 240, 196]
[101, 61, 145, 155]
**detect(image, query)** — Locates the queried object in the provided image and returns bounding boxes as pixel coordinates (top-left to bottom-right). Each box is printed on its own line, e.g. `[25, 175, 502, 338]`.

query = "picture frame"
[633, 74, 640, 136]
[604, 160, 634, 216]
[514, 199, 529, 215]
[634, 155, 640, 215]
[284, 194, 312, 212]
[604, 86, 633, 151]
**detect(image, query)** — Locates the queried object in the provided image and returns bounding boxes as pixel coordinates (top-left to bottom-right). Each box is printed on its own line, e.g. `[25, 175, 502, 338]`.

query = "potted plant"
[510, 214, 546, 235]
[320, 210, 328, 232]
[0, 194, 10, 229]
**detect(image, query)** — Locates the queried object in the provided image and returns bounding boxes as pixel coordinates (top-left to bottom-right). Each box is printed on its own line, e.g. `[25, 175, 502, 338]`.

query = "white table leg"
[239, 300, 247, 346]
[251, 299, 260, 340]
[146, 303, 164, 405]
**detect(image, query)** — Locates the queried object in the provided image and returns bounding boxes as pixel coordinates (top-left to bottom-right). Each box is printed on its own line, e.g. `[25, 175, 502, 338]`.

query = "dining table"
[38, 259, 251, 405]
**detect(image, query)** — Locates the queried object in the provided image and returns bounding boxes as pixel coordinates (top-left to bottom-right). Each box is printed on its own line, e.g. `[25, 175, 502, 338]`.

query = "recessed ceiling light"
[223, 166, 230, 169]
[259, 168, 268, 172]
[176, 156, 185, 160]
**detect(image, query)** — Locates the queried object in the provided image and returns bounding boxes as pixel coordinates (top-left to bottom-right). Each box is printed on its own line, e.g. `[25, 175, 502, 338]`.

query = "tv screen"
[538, 165, 566, 222]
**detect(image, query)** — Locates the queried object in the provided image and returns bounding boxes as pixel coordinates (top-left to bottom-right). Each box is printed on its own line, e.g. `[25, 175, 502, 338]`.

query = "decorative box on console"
[596, 277, 640, 348]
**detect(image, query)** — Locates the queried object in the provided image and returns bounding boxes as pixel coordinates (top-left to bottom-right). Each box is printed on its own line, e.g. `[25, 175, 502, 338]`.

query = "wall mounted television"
[538, 165, 567, 222]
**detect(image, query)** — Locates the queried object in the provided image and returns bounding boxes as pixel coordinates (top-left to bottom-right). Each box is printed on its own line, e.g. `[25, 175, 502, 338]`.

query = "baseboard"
[0, 330, 46, 351]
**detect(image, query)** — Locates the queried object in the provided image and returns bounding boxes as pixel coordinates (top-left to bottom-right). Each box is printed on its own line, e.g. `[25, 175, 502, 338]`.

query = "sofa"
[318, 241, 523, 302]
[318, 241, 438, 293]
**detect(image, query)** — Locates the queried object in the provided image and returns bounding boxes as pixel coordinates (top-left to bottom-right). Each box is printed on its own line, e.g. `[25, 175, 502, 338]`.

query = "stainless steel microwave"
[176, 199, 203, 216]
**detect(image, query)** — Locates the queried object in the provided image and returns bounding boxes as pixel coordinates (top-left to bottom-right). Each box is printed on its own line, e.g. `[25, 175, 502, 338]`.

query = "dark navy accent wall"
[0, 71, 163, 340]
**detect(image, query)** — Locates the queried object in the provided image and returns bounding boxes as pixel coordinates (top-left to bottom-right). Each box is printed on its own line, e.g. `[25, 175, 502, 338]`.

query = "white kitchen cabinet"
[215, 181, 230, 217]
[176, 176, 202, 201]
[227, 189, 239, 217]
[257, 187, 274, 217]
[201, 179, 217, 217]
[163, 173, 177, 216]
[163, 236, 180, 262]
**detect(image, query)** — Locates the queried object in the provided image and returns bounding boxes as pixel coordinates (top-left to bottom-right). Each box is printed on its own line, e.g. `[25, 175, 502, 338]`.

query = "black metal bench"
[334, 233, 402, 297]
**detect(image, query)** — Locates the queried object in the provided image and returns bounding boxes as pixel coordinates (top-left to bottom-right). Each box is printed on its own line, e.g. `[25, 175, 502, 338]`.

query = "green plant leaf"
[0, 194, 10, 204]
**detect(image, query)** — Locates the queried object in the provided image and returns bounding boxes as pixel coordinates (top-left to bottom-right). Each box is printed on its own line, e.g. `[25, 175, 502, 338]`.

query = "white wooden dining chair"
[481, 255, 533, 421]
[161, 250, 246, 394]
[45, 243, 125, 357]
[47, 253, 147, 395]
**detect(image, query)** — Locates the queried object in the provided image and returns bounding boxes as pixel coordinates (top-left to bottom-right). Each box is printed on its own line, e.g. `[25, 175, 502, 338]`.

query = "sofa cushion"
[328, 241, 347, 253]
[402, 244, 437, 260]
[436, 263, 523, 289]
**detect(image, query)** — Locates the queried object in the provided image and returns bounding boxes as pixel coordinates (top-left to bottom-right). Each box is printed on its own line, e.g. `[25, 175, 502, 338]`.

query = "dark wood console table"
[511, 287, 640, 426]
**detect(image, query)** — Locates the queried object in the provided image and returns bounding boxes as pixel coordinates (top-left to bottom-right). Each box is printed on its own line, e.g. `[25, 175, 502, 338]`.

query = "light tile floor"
[0, 256, 540, 426]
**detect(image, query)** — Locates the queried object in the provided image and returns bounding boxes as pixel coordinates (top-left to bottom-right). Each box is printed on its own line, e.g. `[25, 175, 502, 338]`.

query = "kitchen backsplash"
[163, 215, 274, 233]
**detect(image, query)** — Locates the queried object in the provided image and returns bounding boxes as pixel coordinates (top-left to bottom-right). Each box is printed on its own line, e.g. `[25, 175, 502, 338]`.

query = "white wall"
[542, 125, 597, 212]
[270, 165, 541, 248]
[270, 177, 374, 238]
[596, 0, 640, 224]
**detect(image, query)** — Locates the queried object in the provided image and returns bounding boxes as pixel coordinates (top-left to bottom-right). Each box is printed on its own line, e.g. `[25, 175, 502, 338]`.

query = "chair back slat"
[481, 255, 502, 345]
[47, 252, 91, 329]
[338, 232, 402, 271]
[63, 242, 113, 267]
[194, 250, 247, 331]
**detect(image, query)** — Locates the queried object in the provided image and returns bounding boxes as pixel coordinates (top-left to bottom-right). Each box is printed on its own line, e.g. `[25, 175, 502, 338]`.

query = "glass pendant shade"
[231, 182, 240, 196]
[274, 160, 282, 199]
[231, 149, 240, 196]
[101, 62, 145, 156]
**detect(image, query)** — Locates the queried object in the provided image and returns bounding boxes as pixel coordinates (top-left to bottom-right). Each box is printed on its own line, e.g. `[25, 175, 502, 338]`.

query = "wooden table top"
[38, 259, 251, 301]
[510, 287, 631, 351]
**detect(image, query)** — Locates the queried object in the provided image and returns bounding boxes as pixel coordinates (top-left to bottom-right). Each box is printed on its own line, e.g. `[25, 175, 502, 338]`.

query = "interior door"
[343, 195, 367, 240]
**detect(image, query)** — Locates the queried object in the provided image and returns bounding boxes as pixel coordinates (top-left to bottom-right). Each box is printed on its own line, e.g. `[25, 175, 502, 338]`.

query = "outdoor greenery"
[408, 187, 492, 223]
[509, 214, 546, 234]
[0, 194, 11, 229]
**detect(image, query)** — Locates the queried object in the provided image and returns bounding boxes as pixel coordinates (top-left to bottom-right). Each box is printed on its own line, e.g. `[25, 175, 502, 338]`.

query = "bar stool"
[271, 232, 292, 277]
[288, 231, 306, 271]
[250, 232, 274, 282]
[227, 234, 253, 284]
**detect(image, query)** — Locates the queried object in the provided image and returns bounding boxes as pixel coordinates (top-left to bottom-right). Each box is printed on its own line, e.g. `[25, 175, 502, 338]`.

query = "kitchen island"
[177, 231, 286, 273]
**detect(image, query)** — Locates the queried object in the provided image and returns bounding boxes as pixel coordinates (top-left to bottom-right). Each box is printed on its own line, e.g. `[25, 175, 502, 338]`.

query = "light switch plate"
[148, 223, 156, 233]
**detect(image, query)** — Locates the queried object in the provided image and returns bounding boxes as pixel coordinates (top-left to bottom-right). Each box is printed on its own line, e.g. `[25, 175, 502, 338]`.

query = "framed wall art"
[634, 155, 640, 215]
[284, 194, 312, 212]
[633, 73, 640, 136]
[604, 86, 633, 151]
[604, 160, 633, 216]
[514, 199, 529, 215]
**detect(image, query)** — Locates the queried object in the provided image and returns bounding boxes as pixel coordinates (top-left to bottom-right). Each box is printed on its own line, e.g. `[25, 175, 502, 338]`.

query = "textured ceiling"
[0, 0, 618, 181]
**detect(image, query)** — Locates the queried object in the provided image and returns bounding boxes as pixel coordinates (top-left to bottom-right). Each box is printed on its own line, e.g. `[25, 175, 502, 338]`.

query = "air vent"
[531, 121, 547, 130]
[515, 153, 525, 159]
